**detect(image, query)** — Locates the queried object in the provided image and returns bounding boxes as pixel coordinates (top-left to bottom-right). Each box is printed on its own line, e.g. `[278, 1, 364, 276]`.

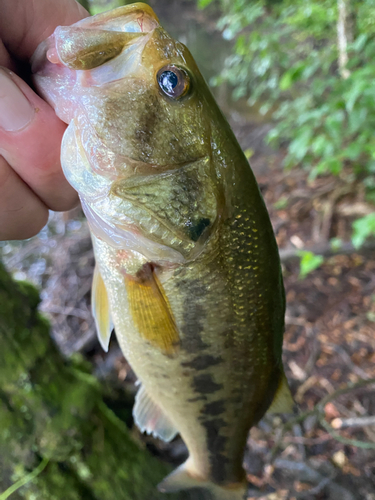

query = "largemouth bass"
[32, 4, 293, 499]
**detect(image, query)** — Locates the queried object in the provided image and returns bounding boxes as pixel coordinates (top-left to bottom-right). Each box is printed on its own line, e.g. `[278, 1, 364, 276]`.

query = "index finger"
[0, 0, 89, 61]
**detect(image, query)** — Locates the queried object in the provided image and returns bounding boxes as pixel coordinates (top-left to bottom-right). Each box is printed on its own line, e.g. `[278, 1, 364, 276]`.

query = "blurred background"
[1, 0, 375, 499]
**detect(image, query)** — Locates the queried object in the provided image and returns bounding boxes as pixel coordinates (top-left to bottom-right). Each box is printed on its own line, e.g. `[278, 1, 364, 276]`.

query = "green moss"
[0, 262, 187, 499]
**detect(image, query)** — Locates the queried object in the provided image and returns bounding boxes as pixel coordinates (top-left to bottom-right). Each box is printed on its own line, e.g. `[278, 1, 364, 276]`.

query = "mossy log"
[0, 262, 187, 500]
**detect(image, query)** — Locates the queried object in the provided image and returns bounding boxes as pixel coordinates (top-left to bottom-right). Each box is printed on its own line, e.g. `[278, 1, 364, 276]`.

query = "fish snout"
[32, 3, 160, 91]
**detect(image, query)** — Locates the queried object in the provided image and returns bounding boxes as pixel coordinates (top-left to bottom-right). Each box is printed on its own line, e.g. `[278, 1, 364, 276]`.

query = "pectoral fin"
[92, 265, 113, 352]
[133, 384, 178, 442]
[267, 373, 294, 414]
[124, 264, 180, 355]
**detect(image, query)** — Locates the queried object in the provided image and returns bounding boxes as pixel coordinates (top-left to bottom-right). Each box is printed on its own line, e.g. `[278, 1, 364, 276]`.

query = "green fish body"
[33, 4, 293, 499]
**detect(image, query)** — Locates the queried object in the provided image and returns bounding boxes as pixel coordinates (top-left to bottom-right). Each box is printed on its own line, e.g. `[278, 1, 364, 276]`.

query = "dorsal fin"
[267, 372, 294, 414]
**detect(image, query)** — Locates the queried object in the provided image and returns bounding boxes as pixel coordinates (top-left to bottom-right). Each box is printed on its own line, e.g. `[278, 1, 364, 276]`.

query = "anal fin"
[158, 461, 247, 500]
[92, 264, 113, 352]
[267, 372, 294, 414]
[133, 384, 178, 442]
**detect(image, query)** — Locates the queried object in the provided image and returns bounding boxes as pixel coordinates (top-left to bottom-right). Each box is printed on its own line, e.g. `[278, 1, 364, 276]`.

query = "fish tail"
[158, 461, 247, 500]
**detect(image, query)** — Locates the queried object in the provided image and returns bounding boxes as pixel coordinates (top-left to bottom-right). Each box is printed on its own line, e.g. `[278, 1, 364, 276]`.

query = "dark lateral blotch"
[201, 418, 230, 483]
[182, 354, 223, 371]
[187, 395, 207, 403]
[202, 400, 226, 416]
[192, 374, 223, 394]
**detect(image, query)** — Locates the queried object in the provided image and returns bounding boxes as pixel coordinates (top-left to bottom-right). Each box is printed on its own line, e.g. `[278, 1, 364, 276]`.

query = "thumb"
[0, 67, 78, 213]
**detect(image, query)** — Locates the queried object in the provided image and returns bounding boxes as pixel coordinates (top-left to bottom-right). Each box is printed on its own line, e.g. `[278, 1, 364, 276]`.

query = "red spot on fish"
[46, 47, 61, 65]
[137, 15, 144, 32]
[116, 250, 131, 265]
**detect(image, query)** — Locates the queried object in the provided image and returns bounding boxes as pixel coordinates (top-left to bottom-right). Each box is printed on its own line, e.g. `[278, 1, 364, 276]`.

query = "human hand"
[0, 0, 88, 240]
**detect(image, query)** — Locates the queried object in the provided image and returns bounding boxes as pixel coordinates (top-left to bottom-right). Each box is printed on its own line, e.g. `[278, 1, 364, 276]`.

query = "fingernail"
[0, 68, 34, 132]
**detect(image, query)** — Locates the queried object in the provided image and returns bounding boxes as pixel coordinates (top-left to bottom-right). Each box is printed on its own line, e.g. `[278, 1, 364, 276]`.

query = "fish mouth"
[32, 4, 159, 77]
[72, 3, 160, 33]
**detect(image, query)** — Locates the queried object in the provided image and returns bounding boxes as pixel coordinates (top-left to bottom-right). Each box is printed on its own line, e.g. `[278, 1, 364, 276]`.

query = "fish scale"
[32, 3, 293, 499]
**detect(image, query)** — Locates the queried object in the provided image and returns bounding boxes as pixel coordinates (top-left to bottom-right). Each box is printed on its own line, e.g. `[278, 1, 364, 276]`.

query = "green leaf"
[289, 128, 313, 161]
[279, 71, 293, 91]
[274, 196, 288, 209]
[348, 107, 368, 134]
[352, 213, 375, 249]
[343, 142, 363, 161]
[198, 0, 215, 8]
[298, 251, 324, 278]
[345, 79, 367, 113]
[330, 238, 343, 251]
[311, 135, 328, 156]
[351, 33, 368, 52]
[279, 63, 305, 91]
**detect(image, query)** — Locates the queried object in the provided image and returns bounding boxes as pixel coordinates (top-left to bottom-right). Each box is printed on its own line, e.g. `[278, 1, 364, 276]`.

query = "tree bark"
[0, 262, 186, 500]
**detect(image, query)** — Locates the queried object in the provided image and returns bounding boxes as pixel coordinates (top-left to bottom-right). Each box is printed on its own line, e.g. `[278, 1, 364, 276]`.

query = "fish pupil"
[159, 70, 178, 94]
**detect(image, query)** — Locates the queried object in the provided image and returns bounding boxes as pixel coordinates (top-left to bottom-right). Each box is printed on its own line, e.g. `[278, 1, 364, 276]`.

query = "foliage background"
[198, 0, 375, 254]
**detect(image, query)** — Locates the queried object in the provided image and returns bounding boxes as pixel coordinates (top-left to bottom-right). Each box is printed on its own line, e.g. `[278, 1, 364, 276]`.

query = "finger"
[0, 0, 89, 61]
[0, 156, 49, 241]
[0, 67, 79, 212]
[0, 38, 15, 70]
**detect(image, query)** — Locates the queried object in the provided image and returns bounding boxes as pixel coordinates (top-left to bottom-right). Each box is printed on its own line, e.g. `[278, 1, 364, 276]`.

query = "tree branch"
[337, 0, 351, 79]
[279, 240, 375, 263]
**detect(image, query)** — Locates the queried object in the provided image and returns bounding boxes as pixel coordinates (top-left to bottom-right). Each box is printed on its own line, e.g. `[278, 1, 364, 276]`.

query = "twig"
[273, 459, 355, 500]
[331, 415, 375, 430]
[324, 343, 371, 380]
[41, 304, 91, 321]
[292, 423, 306, 461]
[0, 458, 49, 500]
[320, 419, 375, 449]
[279, 240, 375, 262]
[297, 477, 330, 498]
[269, 377, 375, 458]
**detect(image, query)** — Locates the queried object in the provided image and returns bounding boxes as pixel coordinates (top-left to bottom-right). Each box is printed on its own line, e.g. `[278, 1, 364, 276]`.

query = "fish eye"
[157, 65, 190, 99]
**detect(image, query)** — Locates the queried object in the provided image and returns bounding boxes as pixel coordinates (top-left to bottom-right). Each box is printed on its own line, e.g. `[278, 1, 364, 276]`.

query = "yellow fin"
[92, 265, 113, 352]
[267, 373, 294, 414]
[124, 264, 179, 355]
